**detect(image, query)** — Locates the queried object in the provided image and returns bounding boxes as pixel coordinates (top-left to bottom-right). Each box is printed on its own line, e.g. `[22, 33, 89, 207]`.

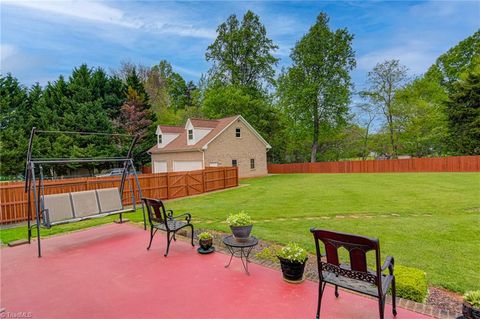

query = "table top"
[223, 235, 258, 248]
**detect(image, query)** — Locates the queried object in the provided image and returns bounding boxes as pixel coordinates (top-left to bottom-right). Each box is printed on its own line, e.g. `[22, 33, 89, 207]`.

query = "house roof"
[158, 125, 184, 134]
[189, 118, 219, 128]
[148, 115, 271, 154]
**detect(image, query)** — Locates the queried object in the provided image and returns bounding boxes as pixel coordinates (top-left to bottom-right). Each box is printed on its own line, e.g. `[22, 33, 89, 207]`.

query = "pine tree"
[446, 65, 480, 154]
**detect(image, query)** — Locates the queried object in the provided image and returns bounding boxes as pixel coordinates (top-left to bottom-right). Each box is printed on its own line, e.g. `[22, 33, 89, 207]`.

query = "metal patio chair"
[142, 198, 194, 257]
[310, 228, 397, 319]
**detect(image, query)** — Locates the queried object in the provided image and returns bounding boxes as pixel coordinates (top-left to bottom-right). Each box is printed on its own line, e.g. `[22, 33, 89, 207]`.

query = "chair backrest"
[42, 193, 75, 224]
[142, 198, 167, 225]
[96, 188, 123, 213]
[70, 190, 100, 218]
[310, 228, 382, 285]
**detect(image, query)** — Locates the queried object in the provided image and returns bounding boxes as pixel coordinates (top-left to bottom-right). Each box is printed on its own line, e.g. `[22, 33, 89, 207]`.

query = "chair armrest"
[381, 256, 394, 274]
[170, 212, 192, 223]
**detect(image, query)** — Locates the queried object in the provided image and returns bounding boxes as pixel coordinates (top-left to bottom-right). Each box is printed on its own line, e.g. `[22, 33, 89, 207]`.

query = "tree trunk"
[388, 113, 397, 158]
[362, 129, 369, 160]
[311, 117, 319, 163]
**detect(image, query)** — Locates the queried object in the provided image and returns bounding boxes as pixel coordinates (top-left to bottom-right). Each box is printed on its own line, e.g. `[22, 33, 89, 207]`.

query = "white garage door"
[173, 161, 203, 172]
[153, 161, 167, 173]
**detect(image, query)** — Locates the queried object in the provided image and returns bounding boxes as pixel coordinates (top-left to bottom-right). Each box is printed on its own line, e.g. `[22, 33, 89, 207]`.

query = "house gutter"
[149, 148, 203, 154]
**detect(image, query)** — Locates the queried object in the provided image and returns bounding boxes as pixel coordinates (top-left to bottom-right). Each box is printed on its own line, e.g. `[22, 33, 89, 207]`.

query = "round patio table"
[223, 235, 258, 275]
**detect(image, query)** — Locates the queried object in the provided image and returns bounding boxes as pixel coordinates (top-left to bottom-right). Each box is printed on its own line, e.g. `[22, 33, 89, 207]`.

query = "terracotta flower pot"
[463, 301, 480, 319]
[278, 257, 307, 283]
[230, 225, 253, 242]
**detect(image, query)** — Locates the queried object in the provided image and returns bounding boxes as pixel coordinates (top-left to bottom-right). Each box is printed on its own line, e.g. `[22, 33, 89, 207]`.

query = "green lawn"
[1, 173, 479, 293]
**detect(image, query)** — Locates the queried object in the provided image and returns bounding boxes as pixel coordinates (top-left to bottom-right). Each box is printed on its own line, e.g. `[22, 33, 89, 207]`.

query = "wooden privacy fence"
[0, 167, 238, 224]
[268, 156, 480, 174]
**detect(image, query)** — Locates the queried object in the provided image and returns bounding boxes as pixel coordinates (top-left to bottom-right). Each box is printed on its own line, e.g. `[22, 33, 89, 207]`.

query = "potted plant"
[226, 211, 253, 242]
[277, 242, 308, 283]
[463, 291, 480, 319]
[197, 232, 214, 254]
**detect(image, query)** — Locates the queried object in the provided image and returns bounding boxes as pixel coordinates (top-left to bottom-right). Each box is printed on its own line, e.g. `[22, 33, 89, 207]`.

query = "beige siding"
[151, 151, 203, 172]
[204, 120, 268, 178]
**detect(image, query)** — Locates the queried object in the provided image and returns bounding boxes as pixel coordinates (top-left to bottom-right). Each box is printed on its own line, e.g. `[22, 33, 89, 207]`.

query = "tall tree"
[1, 65, 129, 176]
[117, 87, 154, 137]
[0, 74, 30, 176]
[426, 30, 480, 91]
[361, 60, 408, 158]
[204, 10, 284, 162]
[277, 13, 355, 162]
[146, 60, 194, 112]
[202, 85, 272, 133]
[394, 76, 448, 156]
[121, 69, 157, 165]
[206, 10, 278, 91]
[446, 64, 480, 154]
[125, 67, 148, 103]
[185, 81, 198, 107]
[355, 103, 377, 160]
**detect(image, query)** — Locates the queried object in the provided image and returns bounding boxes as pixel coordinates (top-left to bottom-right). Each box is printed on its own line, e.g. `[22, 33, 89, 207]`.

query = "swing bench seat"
[41, 188, 134, 228]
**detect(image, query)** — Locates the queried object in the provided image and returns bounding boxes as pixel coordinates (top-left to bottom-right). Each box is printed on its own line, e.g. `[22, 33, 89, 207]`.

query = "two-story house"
[147, 115, 271, 178]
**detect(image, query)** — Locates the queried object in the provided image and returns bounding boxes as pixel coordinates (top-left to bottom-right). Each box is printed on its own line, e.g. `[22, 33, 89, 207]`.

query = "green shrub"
[226, 211, 252, 227]
[256, 245, 282, 263]
[394, 265, 428, 303]
[198, 232, 213, 240]
[277, 242, 308, 263]
[464, 291, 480, 308]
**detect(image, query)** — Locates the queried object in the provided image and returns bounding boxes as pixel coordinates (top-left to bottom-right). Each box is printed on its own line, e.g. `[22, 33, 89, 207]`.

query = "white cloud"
[2, 0, 215, 39]
[409, 0, 467, 18]
[173, 65, 202, 78]
[3, 0, 137, 27]
[275, 42, 293, 58]
[144, 22, 215, 39]
[357, 40, 437, 76]
[0, 43, 46, 75]
[0, 44, 17, 65]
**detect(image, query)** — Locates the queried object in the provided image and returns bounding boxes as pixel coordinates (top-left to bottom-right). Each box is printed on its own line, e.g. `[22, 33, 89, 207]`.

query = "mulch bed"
[427, 287, 463, 315]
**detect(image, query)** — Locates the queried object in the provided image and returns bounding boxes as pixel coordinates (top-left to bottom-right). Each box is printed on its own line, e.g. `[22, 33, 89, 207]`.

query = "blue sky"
[1, 0, 479, 92]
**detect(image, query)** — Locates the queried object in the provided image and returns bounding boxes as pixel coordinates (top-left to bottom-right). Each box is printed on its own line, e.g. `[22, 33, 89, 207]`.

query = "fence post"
[203, 170, 207, 192]
[166, 172, 170, 199]
[236, 166, 239, 186]
[222, 167, 226, 188]
[185, 172, 190, 196]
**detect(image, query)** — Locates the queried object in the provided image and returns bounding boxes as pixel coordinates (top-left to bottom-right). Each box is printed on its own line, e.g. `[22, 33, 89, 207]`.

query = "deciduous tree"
[361, 60, 408, 158]
[277, 13, 355, 162]
[206, 10, 278, 91]
[394, 76, 448, 156]
[355, 103, 377, 160]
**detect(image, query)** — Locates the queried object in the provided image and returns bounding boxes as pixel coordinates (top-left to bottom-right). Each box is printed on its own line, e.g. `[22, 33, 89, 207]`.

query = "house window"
[188, 129, 194, 140]
[250, 158, 255, 169]
[235, 128, 241, 138]
[158, 134, 162, 144]
[232, 159, 238, 167]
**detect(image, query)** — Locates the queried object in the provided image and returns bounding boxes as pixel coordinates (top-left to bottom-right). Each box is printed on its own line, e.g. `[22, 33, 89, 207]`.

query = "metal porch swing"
[24, 127, 146, 257]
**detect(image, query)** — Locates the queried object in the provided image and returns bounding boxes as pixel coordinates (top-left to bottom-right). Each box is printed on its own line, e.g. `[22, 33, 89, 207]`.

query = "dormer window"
[158, 134, 162, 144]
[235, 128, 241, 138]
[188, 129, 194, 140]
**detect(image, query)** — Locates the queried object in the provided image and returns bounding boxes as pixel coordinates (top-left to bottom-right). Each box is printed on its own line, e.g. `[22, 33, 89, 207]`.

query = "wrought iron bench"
[142, 198, 194, 257]
[310, 228, 397, 319]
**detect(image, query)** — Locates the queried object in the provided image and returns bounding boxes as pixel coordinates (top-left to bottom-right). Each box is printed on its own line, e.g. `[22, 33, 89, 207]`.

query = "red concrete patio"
[1, 224, 433, 319]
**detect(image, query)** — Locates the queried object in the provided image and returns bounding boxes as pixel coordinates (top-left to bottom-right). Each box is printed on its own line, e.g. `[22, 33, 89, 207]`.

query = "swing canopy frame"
[24, 127, 146, 257]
